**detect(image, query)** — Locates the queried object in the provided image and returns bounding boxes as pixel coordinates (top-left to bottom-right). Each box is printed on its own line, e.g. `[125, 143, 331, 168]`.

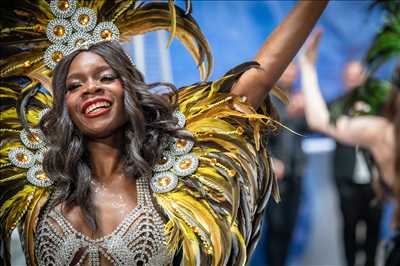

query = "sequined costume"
[36, 177, 171, 266]
[0, 1, 280, 265]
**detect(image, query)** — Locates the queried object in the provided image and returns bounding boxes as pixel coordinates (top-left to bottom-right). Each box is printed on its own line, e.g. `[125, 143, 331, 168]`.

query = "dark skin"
[62, 52, 137, 242]
[59, 0, 327, 251]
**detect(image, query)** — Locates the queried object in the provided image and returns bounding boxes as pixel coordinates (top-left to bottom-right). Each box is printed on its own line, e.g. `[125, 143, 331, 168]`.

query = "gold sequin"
[16, 153, 29, 163]
[159, 155, 168, 165]
[157, 176, 171, 187]
[52, 51, 63, 62]
[27, 133, 40, 143]
[100, 29, 113, 40]
[176, 139, 187, 149]
[35, 24, 45, 33]
[58, 0, 70, 11]
[236, 127, 244, 135]
[78, 14, 90, 26]
[74, 39, 85, 47]
[179, 159, 192, 170]
[53, 25, 65, 37]
[36, 171, 48, 181]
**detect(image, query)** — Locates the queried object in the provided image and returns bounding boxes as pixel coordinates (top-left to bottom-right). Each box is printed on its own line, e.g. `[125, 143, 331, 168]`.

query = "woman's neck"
[87, 131, 125, 184]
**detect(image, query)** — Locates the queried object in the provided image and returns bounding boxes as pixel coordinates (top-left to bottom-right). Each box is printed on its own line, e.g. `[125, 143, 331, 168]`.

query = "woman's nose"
[83, 80, 102, 95]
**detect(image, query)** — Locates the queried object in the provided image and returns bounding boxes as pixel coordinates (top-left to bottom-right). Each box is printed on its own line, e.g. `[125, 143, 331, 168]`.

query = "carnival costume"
[0, 1, 281, 265]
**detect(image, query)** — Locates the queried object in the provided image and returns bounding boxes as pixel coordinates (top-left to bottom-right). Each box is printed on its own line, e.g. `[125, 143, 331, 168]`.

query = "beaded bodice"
[35, 177, 172, 266]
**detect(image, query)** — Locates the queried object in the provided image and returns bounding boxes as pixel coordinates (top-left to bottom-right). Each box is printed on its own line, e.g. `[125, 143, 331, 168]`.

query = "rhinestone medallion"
[71, 7, 97, 32]
[44, 44, 70, 69]
[8, 147, 35, 169]
[93, 22, 120, 42]
[153, 151, 174, 172]
[150, 172, 178, 193]
[20, 128, 45, 150]
[27, 165, 53, 187]
[170, 137, 194, 155]
[46, 18, 73, 43]
[68, 31, 93, 48]
[50, 0, 77, 18]
[174, 153, 199, 176]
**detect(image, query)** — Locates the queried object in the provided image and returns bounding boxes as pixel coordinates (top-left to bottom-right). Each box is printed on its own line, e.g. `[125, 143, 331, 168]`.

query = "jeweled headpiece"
[44, 0, 120, 69]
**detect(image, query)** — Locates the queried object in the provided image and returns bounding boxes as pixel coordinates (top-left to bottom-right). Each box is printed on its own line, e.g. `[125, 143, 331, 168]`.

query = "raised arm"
[300, 30, 384, 148]
[230, 1, 328, 109]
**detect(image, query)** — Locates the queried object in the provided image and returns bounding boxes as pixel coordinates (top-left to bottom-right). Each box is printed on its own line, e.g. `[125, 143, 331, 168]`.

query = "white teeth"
[85, 101, 111, 114]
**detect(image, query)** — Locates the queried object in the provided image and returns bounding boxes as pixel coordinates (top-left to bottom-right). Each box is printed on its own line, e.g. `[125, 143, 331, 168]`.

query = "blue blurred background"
[169, 1, 386, 100]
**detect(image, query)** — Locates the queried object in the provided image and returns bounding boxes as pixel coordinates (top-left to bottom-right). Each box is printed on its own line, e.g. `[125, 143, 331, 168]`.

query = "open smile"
[81, 98, 113, 118]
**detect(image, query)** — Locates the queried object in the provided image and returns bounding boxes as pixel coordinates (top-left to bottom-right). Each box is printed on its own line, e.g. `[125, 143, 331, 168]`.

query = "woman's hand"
[299, 28, 323, 67]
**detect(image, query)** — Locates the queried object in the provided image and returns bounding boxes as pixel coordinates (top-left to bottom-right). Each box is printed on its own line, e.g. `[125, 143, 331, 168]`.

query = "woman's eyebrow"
[66, 65, 112, 81]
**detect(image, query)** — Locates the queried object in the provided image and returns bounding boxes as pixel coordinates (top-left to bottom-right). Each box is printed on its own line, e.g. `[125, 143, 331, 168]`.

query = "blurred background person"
[258, 63, 309, 266]
[300, 29, 400, 266]
[330, 60, 383, 266]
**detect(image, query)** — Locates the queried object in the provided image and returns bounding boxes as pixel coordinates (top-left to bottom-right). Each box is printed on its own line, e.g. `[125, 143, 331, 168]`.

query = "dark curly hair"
[41, 41, 187, 230]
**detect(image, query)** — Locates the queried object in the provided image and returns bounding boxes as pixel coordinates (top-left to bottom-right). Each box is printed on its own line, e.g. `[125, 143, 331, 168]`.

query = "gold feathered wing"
[154, 62, 279, 266]
[0, 80, 53, 265]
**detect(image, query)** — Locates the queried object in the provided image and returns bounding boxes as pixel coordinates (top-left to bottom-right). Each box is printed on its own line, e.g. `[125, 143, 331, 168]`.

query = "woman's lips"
[80, 97, 113, 118]
[83, 106, 111, 118]
[81, 97, 112, 113]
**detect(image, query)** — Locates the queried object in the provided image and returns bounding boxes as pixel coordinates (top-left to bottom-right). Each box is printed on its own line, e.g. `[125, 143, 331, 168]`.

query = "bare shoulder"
[333, 115, 391, 147]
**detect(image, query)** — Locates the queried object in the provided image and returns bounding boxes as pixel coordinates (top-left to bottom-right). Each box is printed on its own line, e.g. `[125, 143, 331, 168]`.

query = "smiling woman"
[0, 0, 326, 265]
[40, 41, 188, 233]
[65, 54, 126, 136]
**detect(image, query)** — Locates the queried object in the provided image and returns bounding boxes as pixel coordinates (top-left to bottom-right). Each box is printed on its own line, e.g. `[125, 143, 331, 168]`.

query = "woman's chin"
[83, 126, 121, 140]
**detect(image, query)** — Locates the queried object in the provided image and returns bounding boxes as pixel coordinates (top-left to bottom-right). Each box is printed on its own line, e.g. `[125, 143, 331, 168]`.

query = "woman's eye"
[66, 83, 81, 91]
[100, 75, 117, 82]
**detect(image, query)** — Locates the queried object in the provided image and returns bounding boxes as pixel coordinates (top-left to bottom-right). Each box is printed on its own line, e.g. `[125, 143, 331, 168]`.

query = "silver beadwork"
[35, 177, 172, 265]
[174, 153, 199, 176]
[150, 171, 178, 193]
[50, 0, 77, 18]
[8, 147, 35, 169]
[68, 31, 93, 48]
[71, 7, 97, 32]
[27, 164, 53, 187]
[173, 110, 186, 128]
[20, 128, 45, 150]
[35, 147, 48, 163]
[153, 151, 174, 172]
[170, 137, 194, 155]
[46, 18, 73, 43]
[44, 44, 70, 69]
[93, 22, 120, 42]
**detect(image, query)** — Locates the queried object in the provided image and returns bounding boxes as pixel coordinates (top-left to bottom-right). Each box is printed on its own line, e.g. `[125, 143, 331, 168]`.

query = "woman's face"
[65, 51, 128, 138]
